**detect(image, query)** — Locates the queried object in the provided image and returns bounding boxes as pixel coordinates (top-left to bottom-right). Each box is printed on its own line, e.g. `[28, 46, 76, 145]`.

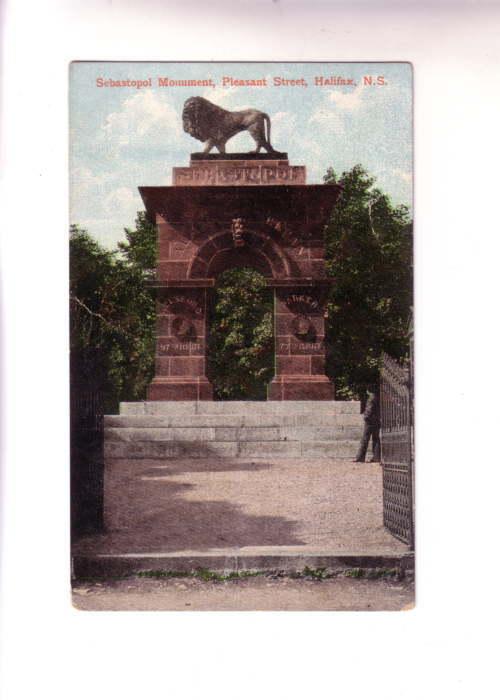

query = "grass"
[135, 568, 263, 583]
[74, 566, 406, 585]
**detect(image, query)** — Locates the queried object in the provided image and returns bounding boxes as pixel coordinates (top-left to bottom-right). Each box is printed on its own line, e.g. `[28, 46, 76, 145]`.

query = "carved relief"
[172, 316, 195, 339]
[291, 314, 313, 338]
[231, 218, 245, 247]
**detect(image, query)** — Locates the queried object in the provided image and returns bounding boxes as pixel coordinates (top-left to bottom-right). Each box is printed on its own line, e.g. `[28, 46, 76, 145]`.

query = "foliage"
[208, 268, 274, 400]
[323, 165, 413, 399]
[70, 215, 156, 412]
[117, 211, 157, 275]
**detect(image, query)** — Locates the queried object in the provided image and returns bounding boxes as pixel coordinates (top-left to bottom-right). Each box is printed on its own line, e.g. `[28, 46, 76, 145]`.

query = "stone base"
[147, 377, 213, 401]
[267, 376, 334, 401]
[190, 152, 289, 161]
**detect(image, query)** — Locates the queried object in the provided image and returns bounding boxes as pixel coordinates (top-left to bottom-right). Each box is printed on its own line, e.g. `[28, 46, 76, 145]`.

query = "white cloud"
[70, 166, 117, 219]
[104, 186, 138, 211]
[327, 82, 366, 112]
[70, 165, 103, 186]
[308, 106, 344, 136]
[101, 90, 181, 148]
[270, 111, 297, 148]
[201, 83, 242, 106]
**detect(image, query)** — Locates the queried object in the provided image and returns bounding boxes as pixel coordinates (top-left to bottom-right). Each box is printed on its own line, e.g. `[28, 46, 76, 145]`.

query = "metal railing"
[380, 352, 414, 548]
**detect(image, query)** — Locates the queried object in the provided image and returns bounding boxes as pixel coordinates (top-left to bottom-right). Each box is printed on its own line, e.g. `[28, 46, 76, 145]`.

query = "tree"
[208, 268, 274, 400]
[70, 218, 156, 412]
[323, 165, 413, 398]
[117, 210, 157, 275]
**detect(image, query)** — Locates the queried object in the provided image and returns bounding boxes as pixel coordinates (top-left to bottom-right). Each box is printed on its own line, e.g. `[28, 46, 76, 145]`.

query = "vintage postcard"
[69, 61, 414, 610]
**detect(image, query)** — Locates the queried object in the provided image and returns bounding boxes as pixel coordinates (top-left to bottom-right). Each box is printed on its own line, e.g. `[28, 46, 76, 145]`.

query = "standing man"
[354, 385, 381, 463]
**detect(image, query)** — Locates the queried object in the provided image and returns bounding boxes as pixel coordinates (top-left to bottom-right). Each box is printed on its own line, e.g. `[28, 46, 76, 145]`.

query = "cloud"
[201, 83, 243, 106]
[100, 90, 181, 150]
[308, 106, 345, 137]
[270, 111, 297, 146]
[327, 82, 366, 112]
[69, 166, 117, 218]
[104, 186, 138, 211]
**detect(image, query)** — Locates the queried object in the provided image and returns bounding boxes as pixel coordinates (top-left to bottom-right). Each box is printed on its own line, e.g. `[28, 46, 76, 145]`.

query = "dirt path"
[72, 575, 414, 611]
[74, 459, 406, 556]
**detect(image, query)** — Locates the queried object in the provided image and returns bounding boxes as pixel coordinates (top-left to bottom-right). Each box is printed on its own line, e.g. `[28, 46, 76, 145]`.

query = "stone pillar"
[268, 287, 334, 400]
[147, 288, 213, 400]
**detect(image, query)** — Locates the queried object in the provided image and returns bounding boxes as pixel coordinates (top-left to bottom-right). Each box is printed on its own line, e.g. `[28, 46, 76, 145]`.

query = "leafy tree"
[323, 165, 413, 398]
[208, 268, 274, 400]
[70, 217, 156, 412]
[117, 210, 157, 275]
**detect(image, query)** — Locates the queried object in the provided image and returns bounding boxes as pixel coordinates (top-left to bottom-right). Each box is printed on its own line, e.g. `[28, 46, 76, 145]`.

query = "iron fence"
[380, 352, 414, 548]
[70, 388, 104, 535]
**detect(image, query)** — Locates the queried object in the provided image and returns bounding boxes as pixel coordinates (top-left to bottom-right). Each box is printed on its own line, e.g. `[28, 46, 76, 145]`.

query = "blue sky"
[70, 62, 412, 248]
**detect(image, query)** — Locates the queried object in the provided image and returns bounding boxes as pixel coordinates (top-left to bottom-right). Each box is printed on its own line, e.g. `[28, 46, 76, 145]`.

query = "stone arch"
[188, 230, 290, 280]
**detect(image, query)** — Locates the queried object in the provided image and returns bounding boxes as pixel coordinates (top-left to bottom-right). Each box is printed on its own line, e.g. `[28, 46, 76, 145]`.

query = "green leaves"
[323, 165, 413, 398]
[208, 268, 274, 400]
[70, 218, 156, 412]
[117, 211, 157, 275]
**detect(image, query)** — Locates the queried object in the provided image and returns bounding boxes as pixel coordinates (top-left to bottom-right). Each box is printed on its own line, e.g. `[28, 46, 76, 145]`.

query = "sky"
[69, 62, 412, 249]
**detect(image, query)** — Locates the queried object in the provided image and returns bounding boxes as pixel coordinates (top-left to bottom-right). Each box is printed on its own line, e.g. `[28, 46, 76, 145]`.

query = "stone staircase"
[104, 400, 363, 460]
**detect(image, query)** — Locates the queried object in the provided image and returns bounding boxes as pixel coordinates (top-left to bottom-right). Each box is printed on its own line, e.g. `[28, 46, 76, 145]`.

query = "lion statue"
[182, 96, 278, 154]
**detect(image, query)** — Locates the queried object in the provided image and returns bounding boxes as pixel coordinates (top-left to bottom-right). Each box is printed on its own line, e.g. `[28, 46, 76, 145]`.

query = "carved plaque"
[173, 162, 306, 186]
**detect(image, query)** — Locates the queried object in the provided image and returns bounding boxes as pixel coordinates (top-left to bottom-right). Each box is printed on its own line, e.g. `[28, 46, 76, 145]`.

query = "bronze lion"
[182, 96, 277, 155]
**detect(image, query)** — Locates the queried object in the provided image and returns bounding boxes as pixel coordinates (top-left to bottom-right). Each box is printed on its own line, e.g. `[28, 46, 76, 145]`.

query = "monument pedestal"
[267, 284, 333, 400]
[139, 153, 342, 400]
[148, 377, 213, 401]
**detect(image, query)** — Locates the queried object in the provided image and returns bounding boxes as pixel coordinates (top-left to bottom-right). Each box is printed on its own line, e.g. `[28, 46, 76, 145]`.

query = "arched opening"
[188, 229, 290, 280]
[207, 267, 274, 400]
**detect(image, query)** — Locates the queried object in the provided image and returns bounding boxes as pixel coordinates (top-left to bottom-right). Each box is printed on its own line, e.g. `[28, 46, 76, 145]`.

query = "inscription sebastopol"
[172, 163, 306, 186]
[174, 167, 216, 185]
[218, 166, 260, 184]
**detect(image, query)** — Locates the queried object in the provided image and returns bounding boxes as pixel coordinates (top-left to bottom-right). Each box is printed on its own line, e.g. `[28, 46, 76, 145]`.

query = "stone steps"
[105, 413, 363, 428]
[104, 439, 360, 460]
[104, 400, 363, 460]
[104, 425, 361, 442]
[119, 400, 361, 416]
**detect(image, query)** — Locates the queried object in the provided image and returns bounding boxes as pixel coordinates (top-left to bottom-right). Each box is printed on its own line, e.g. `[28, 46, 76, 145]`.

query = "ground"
[72, 573, 414, 611]
[72, 458, 412, 610]
[75, 458, 406, 555]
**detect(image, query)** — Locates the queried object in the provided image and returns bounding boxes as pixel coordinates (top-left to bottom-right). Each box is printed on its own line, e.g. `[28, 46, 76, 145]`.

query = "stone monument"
[138, 98, 342, 400]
